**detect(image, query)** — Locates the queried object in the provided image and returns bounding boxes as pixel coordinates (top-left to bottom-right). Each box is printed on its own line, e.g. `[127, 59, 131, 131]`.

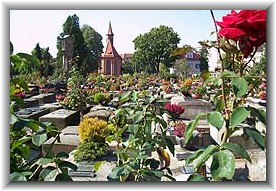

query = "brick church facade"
[100, 22, 122, 75]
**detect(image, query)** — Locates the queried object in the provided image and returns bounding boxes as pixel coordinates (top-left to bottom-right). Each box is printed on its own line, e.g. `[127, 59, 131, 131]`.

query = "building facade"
[100, 22, 122, 75]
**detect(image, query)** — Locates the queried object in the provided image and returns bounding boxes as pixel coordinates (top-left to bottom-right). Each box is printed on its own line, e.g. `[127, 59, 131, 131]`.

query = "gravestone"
[40, 102, 63, 112]
[177, 99, 212, 120]
[15, 107, 50, 121]
[39, 109, 80, 130]
[42, 126, 79, 156]
[32, 93, 56, 105]
[23, 97, 40, 108]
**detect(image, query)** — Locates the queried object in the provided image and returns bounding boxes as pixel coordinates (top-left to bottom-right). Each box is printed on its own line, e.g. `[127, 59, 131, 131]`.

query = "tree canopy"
[199, 45, 209, 72]
[132, 25, 180, 74]
[81, 24, 104, 73]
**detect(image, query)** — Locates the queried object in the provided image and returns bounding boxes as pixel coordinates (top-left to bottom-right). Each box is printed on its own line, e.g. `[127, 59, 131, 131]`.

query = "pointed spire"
[107, 21, 114, 45]
[107, 21, 113, 36]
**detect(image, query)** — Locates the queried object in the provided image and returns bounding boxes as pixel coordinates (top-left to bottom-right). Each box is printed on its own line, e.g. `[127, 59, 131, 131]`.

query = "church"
[99, 22, 122, 75]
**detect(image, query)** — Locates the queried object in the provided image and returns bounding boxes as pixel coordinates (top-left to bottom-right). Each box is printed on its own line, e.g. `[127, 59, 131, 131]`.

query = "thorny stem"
[210, 10, 230, 144]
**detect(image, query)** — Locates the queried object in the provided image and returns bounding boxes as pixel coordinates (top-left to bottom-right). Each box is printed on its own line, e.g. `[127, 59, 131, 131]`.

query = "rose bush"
[216, 10, 266, 57]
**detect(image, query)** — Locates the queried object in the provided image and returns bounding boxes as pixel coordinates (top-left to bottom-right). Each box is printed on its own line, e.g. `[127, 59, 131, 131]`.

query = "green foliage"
[132, 25, 180, 73]
[60, 68, 87, 110]
[183, 10, 266, 181]
[56, 14, 86, 76]
[81, 24, 104, 75]
[199, 42, 210, 72]
[107, 91, 175, 181]
[10, 50, 77, 181]
[78, 116, 113, 143]
[73, 139, 108, 162]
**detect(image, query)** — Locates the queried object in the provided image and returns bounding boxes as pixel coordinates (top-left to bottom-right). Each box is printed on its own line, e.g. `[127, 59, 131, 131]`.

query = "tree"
[56, 14, 87, 77]
[31, 43, 54, 77]
[132, 25, 180, 74]
[81, 24, 104, 74]
[172, 59, 191, 80]
[199, 45, 209, 72]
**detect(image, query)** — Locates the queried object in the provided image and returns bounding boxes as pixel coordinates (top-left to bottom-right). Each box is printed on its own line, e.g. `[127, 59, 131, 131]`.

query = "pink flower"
[164, 102, 185, 115]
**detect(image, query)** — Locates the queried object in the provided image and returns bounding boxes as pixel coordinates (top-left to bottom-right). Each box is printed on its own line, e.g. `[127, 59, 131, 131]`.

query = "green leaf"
[193, 145, 218, 169]
[13, 118, 30, 131]
[39, 167, 58, 181]
[207, 111, 224, 130]
[108, 166, 127, 179]
[164, 137, 175, 156]
[230, 107, 250, 128]
[219, 71, 238, 78]
[10, 172, 27, 181]
[58, 161, 78, 171]
[19, 144, 30, 159]
[128, 124, 139, 135]
[184, 113, 207, 145]
[222, 142, 251, 162]
[155, 116, 167, 130]
[32, 133, 48, 146]
[244, 127, 265, 150]
[186, 149, 204, 165]
[55, 173, 73, 181]
[10, 114, 18, 125]
[232, 77, 248, 97]
[12, 137, 32, 150]
[211, 150, 235, 180]
[118, 91, 132, 104]
[36, 157, 54, 165]
[184, 121, 196, 145]
[148, 170, 164, 178]
[132, 111, 144, 124]
[94, 161, 104, 171]
[187, 173, 206, 181]
[248, 106, 266, 125]
[130, 91, 139, 102]
[56, 152, 69, 158]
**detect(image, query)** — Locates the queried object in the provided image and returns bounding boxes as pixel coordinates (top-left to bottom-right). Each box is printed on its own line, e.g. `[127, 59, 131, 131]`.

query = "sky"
[10, 10, 232, 70]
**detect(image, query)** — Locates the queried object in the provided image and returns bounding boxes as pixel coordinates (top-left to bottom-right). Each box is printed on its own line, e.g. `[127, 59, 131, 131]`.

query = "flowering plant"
[169, 121, 187, 138]
[164, 102, 185, 118]
[184, 10, 266, 181]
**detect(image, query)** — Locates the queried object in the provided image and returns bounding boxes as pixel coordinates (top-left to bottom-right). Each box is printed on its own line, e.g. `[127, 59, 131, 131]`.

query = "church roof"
[103, 39, 121, 57]
[102, 22, 121, 59]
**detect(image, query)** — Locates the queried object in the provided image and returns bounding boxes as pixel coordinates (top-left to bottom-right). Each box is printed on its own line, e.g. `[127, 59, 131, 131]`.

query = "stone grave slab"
[15, 107, 50, 121]
[23, 97, 40, 108]
[42, 126, 80, 156]
[32, 93, 56, 105]
[40, 102, 63, 112]
[39, 109, 80, 130]
[178, 99, 212, 120]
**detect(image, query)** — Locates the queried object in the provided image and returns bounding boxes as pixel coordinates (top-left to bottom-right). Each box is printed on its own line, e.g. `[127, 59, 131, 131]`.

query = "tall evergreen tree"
[199, 45, 209, 72]
[81, 24, 104, 74]
[56, 14, 87, 76]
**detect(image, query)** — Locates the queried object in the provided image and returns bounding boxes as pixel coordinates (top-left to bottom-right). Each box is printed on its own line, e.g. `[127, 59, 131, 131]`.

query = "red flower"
[216, 10, 266, 58]
[164, 103, 185, 116]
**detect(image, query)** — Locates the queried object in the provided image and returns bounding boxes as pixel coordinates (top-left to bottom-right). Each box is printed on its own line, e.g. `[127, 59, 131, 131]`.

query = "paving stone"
[245, 149, 266, 181]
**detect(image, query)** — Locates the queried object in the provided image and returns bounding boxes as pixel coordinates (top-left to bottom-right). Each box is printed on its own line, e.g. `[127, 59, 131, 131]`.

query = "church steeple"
[107, 21, 114, 44]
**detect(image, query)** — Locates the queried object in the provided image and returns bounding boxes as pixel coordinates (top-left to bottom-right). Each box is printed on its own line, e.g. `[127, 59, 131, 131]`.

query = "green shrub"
[73, 139, 108, 162]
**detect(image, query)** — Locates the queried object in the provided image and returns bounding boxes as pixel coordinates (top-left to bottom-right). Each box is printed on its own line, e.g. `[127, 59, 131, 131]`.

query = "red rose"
[216, 10, 266, 58]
